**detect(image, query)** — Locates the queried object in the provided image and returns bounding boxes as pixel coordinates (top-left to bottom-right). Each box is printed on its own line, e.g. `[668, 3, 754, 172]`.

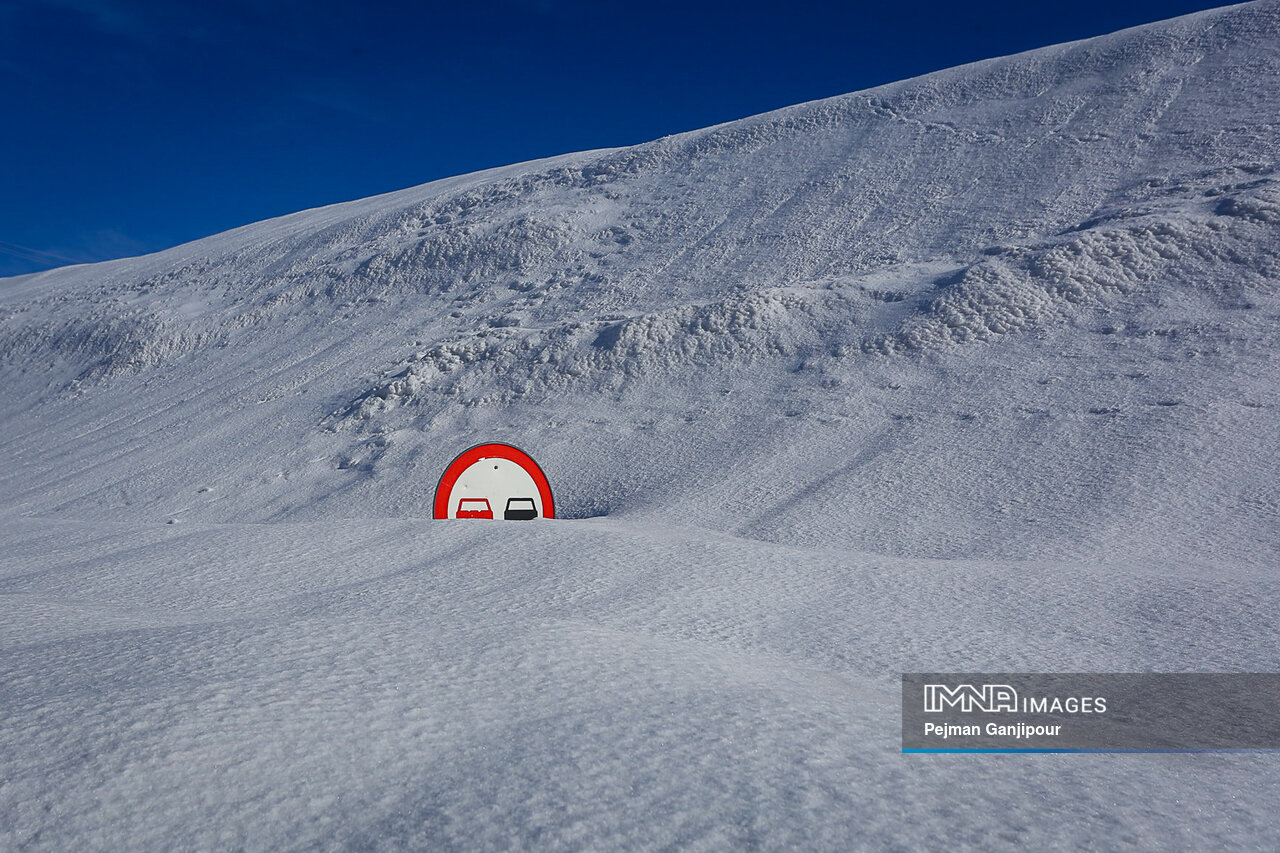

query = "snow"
[2, 1, 1279, 849]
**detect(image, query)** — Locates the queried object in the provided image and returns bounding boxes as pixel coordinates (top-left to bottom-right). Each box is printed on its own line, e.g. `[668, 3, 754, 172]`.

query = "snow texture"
[2, 2, 1279, 849]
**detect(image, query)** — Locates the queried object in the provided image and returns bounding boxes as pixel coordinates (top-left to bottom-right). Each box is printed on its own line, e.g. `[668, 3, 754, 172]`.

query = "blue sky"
[0, 0, 1236, 276]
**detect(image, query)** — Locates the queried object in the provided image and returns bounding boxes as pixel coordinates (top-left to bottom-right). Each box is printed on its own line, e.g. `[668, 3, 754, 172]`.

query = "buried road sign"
[433, 443, 555, 520]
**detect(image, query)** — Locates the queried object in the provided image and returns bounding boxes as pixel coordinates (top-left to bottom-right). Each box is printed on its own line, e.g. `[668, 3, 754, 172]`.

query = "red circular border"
[433, 443, 555, 520]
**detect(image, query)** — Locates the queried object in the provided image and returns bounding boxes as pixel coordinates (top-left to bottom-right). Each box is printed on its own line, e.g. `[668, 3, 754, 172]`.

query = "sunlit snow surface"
[2, 2, 1279, 849]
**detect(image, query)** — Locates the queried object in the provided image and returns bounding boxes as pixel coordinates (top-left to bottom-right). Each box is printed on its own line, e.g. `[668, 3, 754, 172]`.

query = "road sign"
[433, 443, 555, 520]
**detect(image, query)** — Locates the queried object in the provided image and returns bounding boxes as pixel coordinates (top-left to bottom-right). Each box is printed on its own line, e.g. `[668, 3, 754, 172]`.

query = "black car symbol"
[504, 497, 538, 520]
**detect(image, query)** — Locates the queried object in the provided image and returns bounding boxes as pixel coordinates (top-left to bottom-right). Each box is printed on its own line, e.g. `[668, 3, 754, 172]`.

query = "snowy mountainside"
[1, 0, 1278, 564]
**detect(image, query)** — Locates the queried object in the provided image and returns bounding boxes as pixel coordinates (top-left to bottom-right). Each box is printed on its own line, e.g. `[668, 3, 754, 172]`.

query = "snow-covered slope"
[2, 2, 1279, 850]
[3, 0, 1278, 566]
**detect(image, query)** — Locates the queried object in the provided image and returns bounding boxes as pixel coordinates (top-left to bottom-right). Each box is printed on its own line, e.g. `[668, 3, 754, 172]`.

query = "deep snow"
[2, 1, 1279, 849]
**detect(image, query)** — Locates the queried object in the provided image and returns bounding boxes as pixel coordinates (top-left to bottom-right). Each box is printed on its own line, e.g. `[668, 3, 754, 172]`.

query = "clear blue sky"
[0, 0, 1237, 276]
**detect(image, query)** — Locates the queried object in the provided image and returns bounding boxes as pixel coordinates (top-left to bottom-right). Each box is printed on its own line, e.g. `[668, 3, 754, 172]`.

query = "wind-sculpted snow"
[884, 171, 1280, 351]
[3, 5, 1280, 850]
[320, 170, 1280, 421]
[328, 287, 850, 419]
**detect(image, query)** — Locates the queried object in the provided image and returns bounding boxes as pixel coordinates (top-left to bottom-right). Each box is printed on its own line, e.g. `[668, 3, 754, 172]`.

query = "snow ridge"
[324, 168, 1280, 422]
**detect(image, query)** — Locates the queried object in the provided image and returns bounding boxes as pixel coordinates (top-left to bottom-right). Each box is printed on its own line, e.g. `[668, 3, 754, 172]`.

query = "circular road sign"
[433, 443, 555, 520]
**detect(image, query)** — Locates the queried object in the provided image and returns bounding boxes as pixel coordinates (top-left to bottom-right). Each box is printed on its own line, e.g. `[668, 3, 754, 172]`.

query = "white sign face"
[446, 456, 545, 520]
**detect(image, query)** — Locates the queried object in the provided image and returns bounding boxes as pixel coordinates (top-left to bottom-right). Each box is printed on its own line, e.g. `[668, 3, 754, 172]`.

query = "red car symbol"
[456, 498, 493, 519]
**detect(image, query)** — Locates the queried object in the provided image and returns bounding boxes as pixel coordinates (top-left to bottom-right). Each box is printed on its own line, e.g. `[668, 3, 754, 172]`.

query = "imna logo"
[924, 683, 1018, 713]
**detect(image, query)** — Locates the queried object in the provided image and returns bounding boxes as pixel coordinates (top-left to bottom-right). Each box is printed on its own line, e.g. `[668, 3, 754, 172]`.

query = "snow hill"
[2, 2, 1279, 850]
